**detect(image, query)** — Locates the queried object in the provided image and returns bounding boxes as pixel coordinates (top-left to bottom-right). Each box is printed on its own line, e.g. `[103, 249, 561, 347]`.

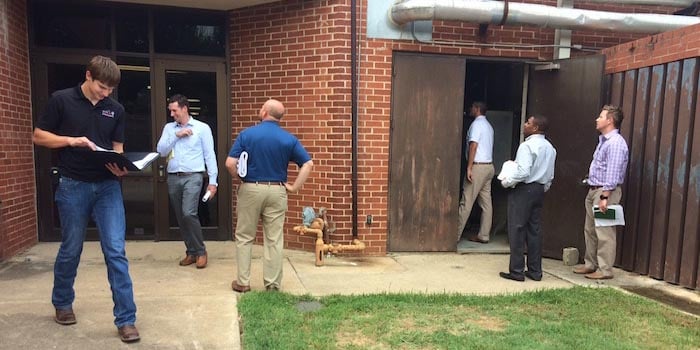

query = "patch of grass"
[237, 287, 700, 350]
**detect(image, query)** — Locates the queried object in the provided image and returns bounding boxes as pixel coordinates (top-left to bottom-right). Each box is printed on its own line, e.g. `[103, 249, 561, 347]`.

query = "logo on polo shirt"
[101, 110, 115, 118]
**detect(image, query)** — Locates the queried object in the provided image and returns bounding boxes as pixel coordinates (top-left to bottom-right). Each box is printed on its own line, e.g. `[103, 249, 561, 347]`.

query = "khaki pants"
[234, 183, 287, 288]
[583, 187, 622, 277]
[457, 164, 494, 241]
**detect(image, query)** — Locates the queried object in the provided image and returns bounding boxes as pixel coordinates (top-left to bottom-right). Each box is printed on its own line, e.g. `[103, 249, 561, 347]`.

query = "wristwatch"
[599, 195, 609, 200]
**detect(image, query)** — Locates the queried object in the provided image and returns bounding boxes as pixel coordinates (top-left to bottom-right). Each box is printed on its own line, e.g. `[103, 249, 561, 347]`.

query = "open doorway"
[457, 61, 524, 253]
[388, 52, 524, 252]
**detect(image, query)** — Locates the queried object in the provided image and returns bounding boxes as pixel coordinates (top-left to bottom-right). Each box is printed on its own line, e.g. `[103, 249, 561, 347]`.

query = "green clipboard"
[593, 207, 615, 220]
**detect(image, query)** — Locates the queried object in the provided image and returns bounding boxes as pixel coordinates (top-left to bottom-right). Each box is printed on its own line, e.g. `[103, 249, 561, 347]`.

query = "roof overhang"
[102, 0, 280, 11]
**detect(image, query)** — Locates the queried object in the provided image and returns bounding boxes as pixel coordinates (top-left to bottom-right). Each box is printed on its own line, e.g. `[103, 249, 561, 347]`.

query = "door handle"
[158, 165, 166, 183]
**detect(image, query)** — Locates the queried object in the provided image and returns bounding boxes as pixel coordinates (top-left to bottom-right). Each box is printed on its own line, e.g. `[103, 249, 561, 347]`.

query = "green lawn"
[237, 286, 700, 350]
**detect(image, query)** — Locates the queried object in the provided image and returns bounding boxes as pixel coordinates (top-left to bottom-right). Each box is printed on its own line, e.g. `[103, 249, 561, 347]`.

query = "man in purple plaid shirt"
[573, 105, 629, 280]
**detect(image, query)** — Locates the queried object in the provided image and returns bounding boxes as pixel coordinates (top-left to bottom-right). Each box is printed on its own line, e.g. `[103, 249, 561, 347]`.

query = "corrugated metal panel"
[620, 67, 650, 271]
[649, 61, 680, 279]
[664, 58, 697, 283]
[617, 70, 637, 270]
[610, 72, 624, 107]
[679, 63, 700, 289]
[608, 57, 700, 289]
[634, 64, 665, 275]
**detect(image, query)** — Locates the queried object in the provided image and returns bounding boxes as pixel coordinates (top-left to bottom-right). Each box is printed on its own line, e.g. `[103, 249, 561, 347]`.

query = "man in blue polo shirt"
[225, 99, 313, 293]
[32, 56, 139, 343]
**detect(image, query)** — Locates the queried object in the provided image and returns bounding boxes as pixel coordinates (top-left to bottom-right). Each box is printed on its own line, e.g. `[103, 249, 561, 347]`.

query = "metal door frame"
[152, 58, 231, 241]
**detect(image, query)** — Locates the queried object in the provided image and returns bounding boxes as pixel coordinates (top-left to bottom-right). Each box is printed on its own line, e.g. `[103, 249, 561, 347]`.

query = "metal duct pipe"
[390, 0, 700, 34]
[577, 0, 694, 6]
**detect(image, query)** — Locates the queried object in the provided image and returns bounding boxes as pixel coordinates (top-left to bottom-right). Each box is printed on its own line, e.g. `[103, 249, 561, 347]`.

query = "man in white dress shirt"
[457, 101, 495, 244]
[499, 115, 557, 282]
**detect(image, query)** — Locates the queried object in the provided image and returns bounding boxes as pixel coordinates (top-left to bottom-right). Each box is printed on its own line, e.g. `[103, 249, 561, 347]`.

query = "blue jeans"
[52, 176, 137, 327]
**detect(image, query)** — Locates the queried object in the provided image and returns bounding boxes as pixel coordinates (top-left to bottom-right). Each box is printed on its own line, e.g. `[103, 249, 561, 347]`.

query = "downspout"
[390, 0, 700, 34]
[351, 0, 359, 239]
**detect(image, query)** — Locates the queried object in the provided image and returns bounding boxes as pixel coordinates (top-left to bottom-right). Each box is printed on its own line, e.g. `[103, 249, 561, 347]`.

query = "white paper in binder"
[593, 204, 625, 227]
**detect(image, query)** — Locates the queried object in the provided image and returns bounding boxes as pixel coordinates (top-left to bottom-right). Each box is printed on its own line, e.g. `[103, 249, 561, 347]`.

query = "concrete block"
[562, 247, 579, 266]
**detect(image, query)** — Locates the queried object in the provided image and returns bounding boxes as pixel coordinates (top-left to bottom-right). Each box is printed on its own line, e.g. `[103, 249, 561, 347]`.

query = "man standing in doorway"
[32, 55, 140, 343]
[226, 99, 313, 293]
[157, 94, 218, 269]
[457, 101, 495, 244]
[574, 105, 628, 280]
[498, 115, 556, 282]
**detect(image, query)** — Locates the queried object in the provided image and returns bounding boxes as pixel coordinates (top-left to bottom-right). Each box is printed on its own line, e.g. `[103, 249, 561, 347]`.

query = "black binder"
[87, 150, 160, 171]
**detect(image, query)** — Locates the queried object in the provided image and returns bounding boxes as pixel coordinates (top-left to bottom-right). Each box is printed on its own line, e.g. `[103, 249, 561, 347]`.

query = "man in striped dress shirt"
[573, 105, 629, 280]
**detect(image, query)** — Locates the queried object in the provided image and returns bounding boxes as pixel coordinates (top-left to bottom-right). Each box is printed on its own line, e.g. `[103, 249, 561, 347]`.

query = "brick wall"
[603, 23, 700, 74]
[0, 0, 36, 261]
[229, 0, 681, 255]
[229, 0, 364, 252]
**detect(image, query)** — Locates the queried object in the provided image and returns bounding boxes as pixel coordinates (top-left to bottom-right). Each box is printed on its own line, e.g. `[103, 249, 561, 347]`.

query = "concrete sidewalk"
[0, 241, 698, 349]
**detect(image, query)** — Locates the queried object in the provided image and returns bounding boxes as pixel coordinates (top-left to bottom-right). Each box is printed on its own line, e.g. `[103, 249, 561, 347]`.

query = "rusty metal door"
[388, 52, 466, 251]
[527, 55, 605, 259]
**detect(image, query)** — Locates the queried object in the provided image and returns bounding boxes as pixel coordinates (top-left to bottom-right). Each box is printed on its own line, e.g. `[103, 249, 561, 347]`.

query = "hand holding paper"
[593, 204, 625, 227]
[498, 160, 518, 188]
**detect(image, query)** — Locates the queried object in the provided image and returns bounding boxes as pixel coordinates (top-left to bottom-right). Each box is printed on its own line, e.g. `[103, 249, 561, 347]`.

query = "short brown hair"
[169, 94, 189, 109]
[472, 101, 487, 114]
[87, 56, 121, 87]
[602, 105, 624, 128]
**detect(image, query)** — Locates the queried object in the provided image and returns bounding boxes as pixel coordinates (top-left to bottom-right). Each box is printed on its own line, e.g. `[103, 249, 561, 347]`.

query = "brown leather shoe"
[54, 308, 76, 325]
[265, 285, 280, 292]
[179, 255, 196, 266]
[585, 271, 613, 280]
[196, 253, 208, 269]
[467, 236, 489, 244]
[118, 324, 140, 343]
[573, 265, 595, 274]
[232, 281, 251, 293]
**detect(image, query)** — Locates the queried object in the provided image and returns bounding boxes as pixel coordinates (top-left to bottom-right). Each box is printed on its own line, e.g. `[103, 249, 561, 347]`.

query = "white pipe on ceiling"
[389, 0, 700, 34]
[576, 0, 694, 6]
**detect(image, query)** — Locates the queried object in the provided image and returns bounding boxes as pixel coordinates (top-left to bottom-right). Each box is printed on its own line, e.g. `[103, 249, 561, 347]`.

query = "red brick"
[0, 0, 36, 261]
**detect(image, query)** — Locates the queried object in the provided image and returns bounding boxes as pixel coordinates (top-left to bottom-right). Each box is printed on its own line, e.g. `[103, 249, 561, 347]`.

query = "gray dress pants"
[506, 182, 545, 280]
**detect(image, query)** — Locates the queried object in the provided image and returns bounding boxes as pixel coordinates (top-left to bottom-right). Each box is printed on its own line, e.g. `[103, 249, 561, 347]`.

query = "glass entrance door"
[153, 59, 230, 241]
[32, 56, 229, 242]
[32, 55, 160, 241]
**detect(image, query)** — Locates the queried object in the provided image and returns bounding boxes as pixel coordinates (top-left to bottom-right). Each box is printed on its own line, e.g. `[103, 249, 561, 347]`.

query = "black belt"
[244, 181, 283, 186]
[473, 162, 492, 165]
[169, 172, 204, 176]
[515, 182, 544, 189]
[589, 185, 619, 190]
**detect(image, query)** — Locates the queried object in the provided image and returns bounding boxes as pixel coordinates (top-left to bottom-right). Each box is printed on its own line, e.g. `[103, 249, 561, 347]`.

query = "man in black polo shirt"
[32, 56, 140, 343]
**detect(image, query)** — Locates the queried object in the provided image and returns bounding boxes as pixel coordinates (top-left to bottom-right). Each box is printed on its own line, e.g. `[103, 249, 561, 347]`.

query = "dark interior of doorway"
[458, 60, 524, 253]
